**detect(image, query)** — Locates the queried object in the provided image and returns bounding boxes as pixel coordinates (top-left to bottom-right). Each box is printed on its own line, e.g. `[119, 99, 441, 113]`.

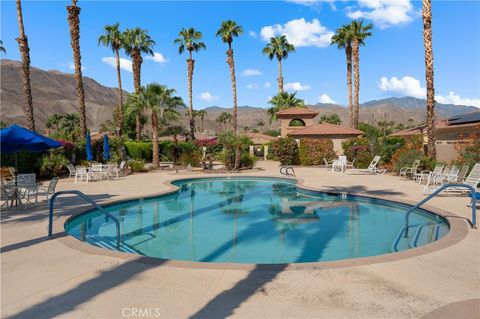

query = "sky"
[1, 0, 479, 109]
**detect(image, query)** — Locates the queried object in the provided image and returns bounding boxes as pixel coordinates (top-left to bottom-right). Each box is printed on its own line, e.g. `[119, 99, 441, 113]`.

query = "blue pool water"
[65, 177, 449, 264]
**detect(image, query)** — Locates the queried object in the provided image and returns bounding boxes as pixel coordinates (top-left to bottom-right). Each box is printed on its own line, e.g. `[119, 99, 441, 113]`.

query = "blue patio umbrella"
[0, 124, 62, 184]
[103, 134, 110, 161]
[85, 132, 93, 161]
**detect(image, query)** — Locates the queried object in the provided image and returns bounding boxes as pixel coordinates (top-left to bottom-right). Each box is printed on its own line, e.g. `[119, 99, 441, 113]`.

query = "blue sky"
[1, 0, 479, 109]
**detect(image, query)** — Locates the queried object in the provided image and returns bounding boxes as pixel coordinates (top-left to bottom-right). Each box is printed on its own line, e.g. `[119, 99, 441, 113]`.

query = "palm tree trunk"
[277, 56, 284, 93]
[352, 39, 360, 129]
[187, 51, 196, 140]
[15, 0, 35, 131]
[132, 48, 142, 140]
[423, 0, 436, 158]
[115, 47, 123, 136]
[346, 44, 353, 128]
[152, 111, 160, 168]
[67, 1, 86, 138]
[201, 116, 204, 132]
[226, 48, 241, 170]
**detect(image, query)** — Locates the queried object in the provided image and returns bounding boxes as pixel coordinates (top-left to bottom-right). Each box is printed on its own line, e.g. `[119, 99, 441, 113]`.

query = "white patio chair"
[399, 159, 421, 180]
[415, 164, 444, 184]
[67, 164, 76, 179]
[425, 163, 480, 195]
[75, 166, 90, 183]
[16, 173, 38, 205]
[34, 177, 59, 202]
[347, 156, 385, 175]
[90, 164, 106, 181]
[1, 181, 16, 210]
[455, 165, 470, 183]
[323, 158, 333, 170]
[115, 160, 127, 178]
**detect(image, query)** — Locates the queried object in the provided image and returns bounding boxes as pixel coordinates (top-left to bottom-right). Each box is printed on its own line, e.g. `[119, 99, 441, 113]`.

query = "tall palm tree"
[98, 23, 125, 135]
[46, 114, 64, 134]
[15, 0, 35, 131]
[0, 40, 6, 54]
[331, 25, 354, 128]
[216, 20, 243, 170]
[267, 91, 305, 123]
[60, 113, 80, 139]
[422, 0, 436, 158]
[123, 27, 155, 139]
[125, 89, 147, 140]
[66, 0, 86, 137]
[197, 109, 207, 132]
[173, 27, 206, 140]
[350, 19, 373, 129]
[262, 35, 295, 93]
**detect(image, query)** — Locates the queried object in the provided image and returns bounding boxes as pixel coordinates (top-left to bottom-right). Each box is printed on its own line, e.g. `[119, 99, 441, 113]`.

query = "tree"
[267, 91, 304, 123]
[123, 27, 155, 139]
[350, 19, 373, 129]
[197, 110, 207, 132]
[98, 23, 125, 135]
[216, 112, 232, 132]
[331, 24, 354, 128]
[262, 35, 295, 93]
[243, 126, 250, 133]
[15, 0, 35, 131]
[0, 40, 6, 54]
[174, 27, 206, 140]
[216, 20, 243, 170]
[67, 0, 86, 137]
[256, 120, 265, 128]
[60, 113, 80, 139]
[319, 114, 341, 125]
[125, 89, 147, 140]
[422, 0, 436, 158]
[46, 114, 63, 134]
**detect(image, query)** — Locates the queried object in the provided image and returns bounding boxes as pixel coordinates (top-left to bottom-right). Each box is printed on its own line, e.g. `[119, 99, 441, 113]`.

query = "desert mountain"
[1, 59, 477, 134]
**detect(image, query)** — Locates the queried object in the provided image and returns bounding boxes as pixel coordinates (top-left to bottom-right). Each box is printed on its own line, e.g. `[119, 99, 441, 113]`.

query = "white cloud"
[248, 31, 257, 38]
[264, 82, 271, 88]
[145, 52, 168, 64]
[347, 0, 415, 29]
[241, 69, 262, 77]
[284, 82, 311, 91]
[199, 92, 219, 102]
[102, 57, 132, 72]
[246, 83, 259, 90]
[378, 76, 425, 98]
[318, 94, 336, 104]
[260, 18, 334, 48]
[286, 0, 338, 10]
[68, 62, 85, 71]
[436, 92, 480, 108]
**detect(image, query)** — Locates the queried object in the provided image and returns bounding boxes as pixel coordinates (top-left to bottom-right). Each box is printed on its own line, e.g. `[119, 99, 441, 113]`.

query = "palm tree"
[197, 109, 207, 132]
[267, 91, 305, 123]
[331, 24, 354, 128]
[46, 114, 64, 134]
[262, 35, 295, 93]
[98, 23, 125, 135]
[0, 40, 6, 54]
[60, 113, 80, 138]
[350, 19, 373, 129]
[422, 0, 436, 158]
[216, 20, 243, 170]
[125, 89, 147, 140]
[15, 0, 35, 131]
[66, 0, 86, 137]
[123, 27, 155, 139]
[144, 84, 184, 168]
[174, 27, 206, 140]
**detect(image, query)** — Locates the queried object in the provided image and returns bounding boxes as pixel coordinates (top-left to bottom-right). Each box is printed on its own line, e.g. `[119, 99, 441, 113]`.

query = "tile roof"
[244, 132, 277, 142]
[287, 123, 363, 136]
[276, 107, 319, 117]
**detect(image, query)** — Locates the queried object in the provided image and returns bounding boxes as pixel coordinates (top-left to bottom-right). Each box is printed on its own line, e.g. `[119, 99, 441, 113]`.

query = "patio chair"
[105, 164, 117, 180]
[399, 159, 421, 180]
[455, 165, 470, 183]
[16, 173, 38, 205]
[75, 166, 90, 183]
[67, 164, 76, 179]
[90, 164, 106, 181]
[113, 160, 127, 178]
[34, 177, 59, 202]
[347, 156, 385, 175]
[323, 158, 333, 170]
[415, 164, 444, 184]
[1, 181, 16, 210]
[423, 166, 460, 194]
[425, 163, 480, 195]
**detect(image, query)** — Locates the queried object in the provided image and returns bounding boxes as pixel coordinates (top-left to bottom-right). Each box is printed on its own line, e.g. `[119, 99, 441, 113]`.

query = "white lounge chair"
[425, 163, 480, 195]
[323, 158, 333, 170]
[455, 165, 470, 183]
[399, 159, 421, 180]
[347, 156, 385, 175]
[415, 164, 444, 184]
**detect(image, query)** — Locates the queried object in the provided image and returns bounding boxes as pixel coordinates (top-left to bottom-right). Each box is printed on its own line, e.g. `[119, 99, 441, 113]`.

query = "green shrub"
[125, 141, 152, 161]
[390, 148, 425, 173]
[179, 142, 202, 167]
[355, 151, 374, 169]
[240, 153, 257, 169]
[271, 137, 298, 165]
[39, 153, 69, 178]
[298, 138, 336, 166]
[129, 159, 146, 172]
[0, 150, 43, 174]
[455, 139, 480, 168]
[217, 132, 253, 170]
[381, 136, 406, 164]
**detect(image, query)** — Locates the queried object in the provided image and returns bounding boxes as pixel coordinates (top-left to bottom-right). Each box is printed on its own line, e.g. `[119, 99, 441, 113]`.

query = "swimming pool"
[65, 177, 449, 264]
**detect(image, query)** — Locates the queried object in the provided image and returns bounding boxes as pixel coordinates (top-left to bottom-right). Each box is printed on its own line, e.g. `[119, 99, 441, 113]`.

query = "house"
[391, 111, 480, 162]
[244, 132, 277, 159]
[275, 107, 363, 155]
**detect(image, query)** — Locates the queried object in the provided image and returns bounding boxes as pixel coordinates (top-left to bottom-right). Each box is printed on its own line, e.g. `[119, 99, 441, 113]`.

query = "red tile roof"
[276, 107, 319, 117]
[288, 123, 363, 136]
[245, 132, 277, 143]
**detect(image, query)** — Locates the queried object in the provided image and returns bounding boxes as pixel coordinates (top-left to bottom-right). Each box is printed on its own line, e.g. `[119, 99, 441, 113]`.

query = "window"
[289, 119, 306, 127]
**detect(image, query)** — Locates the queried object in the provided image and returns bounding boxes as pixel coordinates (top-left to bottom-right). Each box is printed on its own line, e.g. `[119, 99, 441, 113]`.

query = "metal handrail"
[48, 190, 121, 248]
[404, 183, 477, 238]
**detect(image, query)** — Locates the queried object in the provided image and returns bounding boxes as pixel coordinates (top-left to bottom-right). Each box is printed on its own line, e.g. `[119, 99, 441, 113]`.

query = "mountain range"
[1, 59, 477, 134]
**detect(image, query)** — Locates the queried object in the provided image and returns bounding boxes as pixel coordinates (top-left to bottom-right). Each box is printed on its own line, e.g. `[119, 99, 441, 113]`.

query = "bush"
[217, 132, 253, 170]
[240, 153, 257, 169]
[455, 139, 480, 168]
[381, 136, 406, 164]
[178, 141, 202, 166]
[271, 137, 298, 165]
[39, 153, 69, 178]
[0, 150, 43, 174]
[389, 148, 425, 173]
[298, 138, 336, 166]
[125, 141, 152, 161]
[129, 159, 146, 172]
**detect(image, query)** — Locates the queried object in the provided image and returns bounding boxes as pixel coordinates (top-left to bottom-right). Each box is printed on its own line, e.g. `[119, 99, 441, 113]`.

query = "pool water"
[65, 177, 449, 264]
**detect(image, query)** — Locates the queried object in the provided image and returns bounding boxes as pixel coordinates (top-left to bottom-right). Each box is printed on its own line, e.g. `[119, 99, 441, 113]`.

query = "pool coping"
[54, 174, 470, 271]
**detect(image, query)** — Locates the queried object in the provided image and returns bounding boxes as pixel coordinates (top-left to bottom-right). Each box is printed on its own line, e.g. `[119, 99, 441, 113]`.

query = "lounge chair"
[323, 158, 333, 170]
[67, 164, 76, 179]
[455, 165, 470, 183]
[346, 156, 385, 175]
[415, 164, 444, 184]
[113, 160, 127, 178]
[399, 159, 421, 180]
[425, 163, 480, 195]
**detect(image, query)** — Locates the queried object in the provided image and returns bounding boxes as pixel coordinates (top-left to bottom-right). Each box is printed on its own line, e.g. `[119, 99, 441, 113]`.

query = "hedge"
[271, 137, 298, 165]
[298, 138, 336, 166]
[125, 141, 153, 161]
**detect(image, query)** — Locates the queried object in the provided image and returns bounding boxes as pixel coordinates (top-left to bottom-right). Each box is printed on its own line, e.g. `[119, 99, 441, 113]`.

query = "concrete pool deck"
[1, 161, 479, 318]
